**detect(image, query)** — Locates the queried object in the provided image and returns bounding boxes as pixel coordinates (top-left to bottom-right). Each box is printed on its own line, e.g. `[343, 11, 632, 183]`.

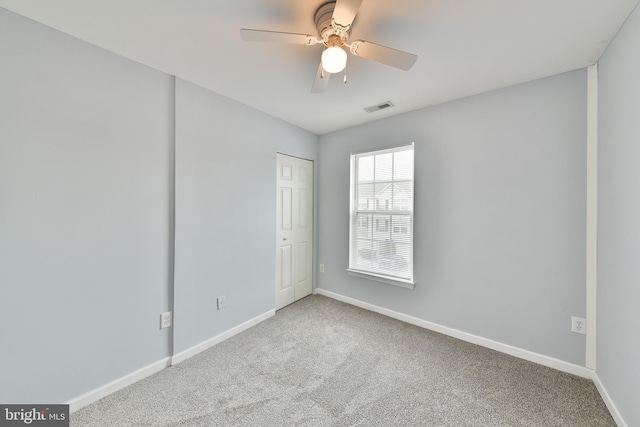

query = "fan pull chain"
[343, 64, 348, 84]
[320, 68, 324, 79]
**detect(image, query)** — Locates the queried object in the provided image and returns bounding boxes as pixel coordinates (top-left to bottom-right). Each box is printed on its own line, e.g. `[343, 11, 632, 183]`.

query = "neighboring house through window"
[348, 143, 415, 287]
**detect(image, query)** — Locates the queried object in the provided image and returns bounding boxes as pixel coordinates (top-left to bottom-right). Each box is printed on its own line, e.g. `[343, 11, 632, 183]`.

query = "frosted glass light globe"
[321, 46, 347, 74]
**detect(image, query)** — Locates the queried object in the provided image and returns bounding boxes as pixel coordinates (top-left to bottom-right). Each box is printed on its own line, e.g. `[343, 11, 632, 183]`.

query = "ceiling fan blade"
[350, 40, 418, 70]
[240, 29, 319, 45]
[332, 0, 364, 28]
[311, 63, 331, 93]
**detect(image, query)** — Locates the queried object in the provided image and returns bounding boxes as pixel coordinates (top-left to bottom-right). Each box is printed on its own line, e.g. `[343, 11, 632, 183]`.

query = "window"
[376, 218, 389, 232]
[358, 217, 369, 228]
[348, 144, 414, 287]
[393, 226, 408, 234]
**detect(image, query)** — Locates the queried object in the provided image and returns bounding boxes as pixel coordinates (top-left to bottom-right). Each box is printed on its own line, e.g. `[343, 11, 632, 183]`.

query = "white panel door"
[276, 153, 313, 310]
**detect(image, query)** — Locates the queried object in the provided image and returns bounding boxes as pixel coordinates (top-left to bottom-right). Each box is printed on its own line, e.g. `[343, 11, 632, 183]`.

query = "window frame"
[347, 143, 415, 289]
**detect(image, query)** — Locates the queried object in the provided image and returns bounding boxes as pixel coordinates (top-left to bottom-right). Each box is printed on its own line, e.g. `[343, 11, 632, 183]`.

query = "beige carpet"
[71, 294, 615, 426]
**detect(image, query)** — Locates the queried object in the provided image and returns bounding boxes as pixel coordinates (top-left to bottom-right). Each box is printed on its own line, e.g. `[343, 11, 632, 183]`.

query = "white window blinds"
[349, 144, 414, 285]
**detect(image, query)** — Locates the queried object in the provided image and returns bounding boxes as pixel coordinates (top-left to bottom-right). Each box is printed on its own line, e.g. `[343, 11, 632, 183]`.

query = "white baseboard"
[67, 357, 171, 413]
[314, 288, 593, 379]
[67, 309, 275, 413]
[591, 372, 628, 427]
[171, 309, 275, 365]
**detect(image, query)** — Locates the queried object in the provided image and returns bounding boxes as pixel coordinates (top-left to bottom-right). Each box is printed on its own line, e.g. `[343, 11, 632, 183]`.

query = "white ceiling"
[1, 0, 638, 135]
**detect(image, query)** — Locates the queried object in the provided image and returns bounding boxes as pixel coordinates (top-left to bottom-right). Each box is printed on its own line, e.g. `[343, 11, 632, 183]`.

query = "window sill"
[347, 269, 415, 289]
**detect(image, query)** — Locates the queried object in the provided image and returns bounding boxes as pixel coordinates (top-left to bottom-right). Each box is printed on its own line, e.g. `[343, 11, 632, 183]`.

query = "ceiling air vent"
[364, 101, 395, 113]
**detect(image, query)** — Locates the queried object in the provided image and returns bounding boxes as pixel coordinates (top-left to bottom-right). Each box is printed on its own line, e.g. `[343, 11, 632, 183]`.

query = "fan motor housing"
[315, 1, 350, 46]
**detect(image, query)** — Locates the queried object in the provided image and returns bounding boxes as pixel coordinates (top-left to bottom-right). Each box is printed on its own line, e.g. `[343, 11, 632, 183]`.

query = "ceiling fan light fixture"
[321, 46, 347, 74]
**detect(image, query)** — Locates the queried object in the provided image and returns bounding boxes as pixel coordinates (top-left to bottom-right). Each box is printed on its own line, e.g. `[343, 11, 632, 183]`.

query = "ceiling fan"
[240, 0, 418, 93]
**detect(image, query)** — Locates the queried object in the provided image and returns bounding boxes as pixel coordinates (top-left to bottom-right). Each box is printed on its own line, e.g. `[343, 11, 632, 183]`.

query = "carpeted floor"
[71, 295, 615, 426]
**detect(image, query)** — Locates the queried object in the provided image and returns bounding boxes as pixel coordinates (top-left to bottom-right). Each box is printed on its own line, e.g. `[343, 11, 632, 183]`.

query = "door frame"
[275, 152, 314, 310]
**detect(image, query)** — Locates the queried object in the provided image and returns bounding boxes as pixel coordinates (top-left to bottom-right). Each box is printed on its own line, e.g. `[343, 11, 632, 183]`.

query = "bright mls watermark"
[0, 405, 68, 426]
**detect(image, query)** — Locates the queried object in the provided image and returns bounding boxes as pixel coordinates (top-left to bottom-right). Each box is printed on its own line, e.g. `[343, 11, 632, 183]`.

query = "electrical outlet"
[217, 295, 226, 310]
[160, 311, 172, 329]
[319, 264, 325, 273]
[571, 316, 586, 335]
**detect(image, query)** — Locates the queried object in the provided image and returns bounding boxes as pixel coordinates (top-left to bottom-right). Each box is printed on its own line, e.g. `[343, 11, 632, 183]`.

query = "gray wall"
[6, 2, 638, 420]
[0, 9, 174, 402]
[173, 79, 318, 354]
[598, 3, 640, 425]
[317, 70, 588, 365]
[0, 8, 318, 404]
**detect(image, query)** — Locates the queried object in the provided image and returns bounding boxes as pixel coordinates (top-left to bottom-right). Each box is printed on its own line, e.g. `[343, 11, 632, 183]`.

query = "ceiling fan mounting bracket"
[331, 19, 352, 36]
[349, 40, 362, 55]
